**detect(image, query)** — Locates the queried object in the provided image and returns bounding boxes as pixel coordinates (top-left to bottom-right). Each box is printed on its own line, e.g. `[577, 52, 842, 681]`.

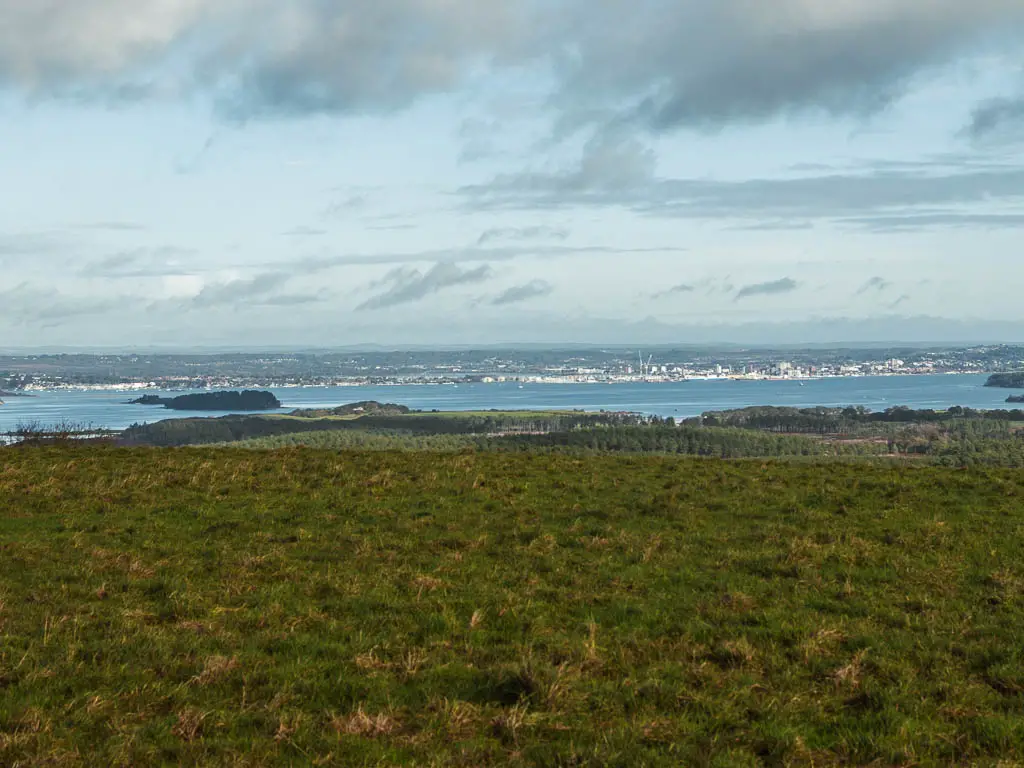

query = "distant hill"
[288, 401, 412, 418]
[985, 373, 1024, 389]
[129, 390, 281, 411]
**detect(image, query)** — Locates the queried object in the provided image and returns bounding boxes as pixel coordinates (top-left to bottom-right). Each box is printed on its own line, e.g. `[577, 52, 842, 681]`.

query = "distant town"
[1, 345, 1022, 393]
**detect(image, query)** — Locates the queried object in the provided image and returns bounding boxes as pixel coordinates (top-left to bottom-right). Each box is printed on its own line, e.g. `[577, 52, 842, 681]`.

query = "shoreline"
[18, 370, 989, 393]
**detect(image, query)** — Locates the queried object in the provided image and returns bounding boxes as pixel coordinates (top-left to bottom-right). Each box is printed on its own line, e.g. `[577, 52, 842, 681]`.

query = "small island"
[985, 373, 1024, 389]
[129, 390, 282, 411]
[1008, 395, 1024, 404]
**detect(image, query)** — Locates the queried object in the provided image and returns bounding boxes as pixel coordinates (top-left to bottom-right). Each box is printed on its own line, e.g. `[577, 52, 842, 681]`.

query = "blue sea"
[0, 374, 1017, 433]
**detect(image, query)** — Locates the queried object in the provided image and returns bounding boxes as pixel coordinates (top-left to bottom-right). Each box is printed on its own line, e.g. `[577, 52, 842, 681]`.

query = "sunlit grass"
[2, 446, 1023, 765]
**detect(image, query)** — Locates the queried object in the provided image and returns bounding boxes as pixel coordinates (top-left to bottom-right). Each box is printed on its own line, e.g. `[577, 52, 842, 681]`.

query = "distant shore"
[15, 370, 989, 393]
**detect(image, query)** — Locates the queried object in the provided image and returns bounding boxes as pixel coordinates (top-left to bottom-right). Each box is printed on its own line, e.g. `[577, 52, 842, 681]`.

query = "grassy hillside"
[2, 448, 1024, 765]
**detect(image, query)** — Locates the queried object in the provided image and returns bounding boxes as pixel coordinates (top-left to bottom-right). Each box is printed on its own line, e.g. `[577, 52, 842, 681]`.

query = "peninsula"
[129, 390, 281, 411]
[985, 372, 1024, 389]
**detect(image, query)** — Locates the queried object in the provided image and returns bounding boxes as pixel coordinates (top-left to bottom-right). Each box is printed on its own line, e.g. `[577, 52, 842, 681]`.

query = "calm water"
[0, 374, 1016, 433]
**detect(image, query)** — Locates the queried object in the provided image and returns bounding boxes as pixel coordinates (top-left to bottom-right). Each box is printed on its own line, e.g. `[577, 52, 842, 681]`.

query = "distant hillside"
[129, 390, 281, 411]
[288, 400, 411, 418]
[985, 372, 1024, 389]
[120, 408, 637, 447]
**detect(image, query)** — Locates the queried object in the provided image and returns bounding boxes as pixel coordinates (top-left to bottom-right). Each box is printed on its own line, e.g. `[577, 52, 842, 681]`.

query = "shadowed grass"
[1, 447, 1023, 765]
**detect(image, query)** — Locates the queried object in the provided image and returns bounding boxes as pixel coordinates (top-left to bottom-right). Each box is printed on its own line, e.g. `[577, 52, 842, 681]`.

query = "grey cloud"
[283, 242, 686, 273]
[730, 220, 815, 232]
[735, 278, 799, 301]
[6, 1, 1019, 128]
[843, 211, 1024, 233]
[652, 283, 696, 299]
[282, 226, 327, 237]
[357, 262, 493, 311]
[889, 294, 911, 309]
[490, 280, 553, 306]
[0, 231, 65, 259]
[80, 247, 196, 278]
[857, 277, 891, 294]
[698, 278, 736, 296]
[190, 272, 288, 308]
[0, 283, 139, 325]
[253, 289, 333, 307]
[967, 96, 1024, 139]
[477, 226, 570, 245]
[459, 118, 504, 163]
[465, 136, 1024, 228]
[0, 1, 518, 117]
[541, 2, 1024, 132]
[80, 251, 142, 277]
[323, 194, 370, 219]
[482, 133, 656, 199]
[145, 271, 332, 311]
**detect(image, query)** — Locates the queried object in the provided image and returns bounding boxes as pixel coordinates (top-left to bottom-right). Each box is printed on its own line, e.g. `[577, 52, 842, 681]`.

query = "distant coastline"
[16, 369, 994, 393]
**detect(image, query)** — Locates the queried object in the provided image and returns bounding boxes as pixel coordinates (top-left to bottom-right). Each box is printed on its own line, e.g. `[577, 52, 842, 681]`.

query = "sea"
[0, 374, 1017, 434]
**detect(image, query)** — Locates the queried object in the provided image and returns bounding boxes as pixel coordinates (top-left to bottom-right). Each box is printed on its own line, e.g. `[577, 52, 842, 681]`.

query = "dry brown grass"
[331, 707, 399, 738]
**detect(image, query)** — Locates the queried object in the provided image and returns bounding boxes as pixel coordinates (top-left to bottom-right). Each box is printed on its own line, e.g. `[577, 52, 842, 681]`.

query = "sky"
[1, 0, 1024, 348]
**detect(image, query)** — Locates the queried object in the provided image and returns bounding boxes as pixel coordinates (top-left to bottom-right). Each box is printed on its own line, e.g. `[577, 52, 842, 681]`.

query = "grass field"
[2, 447, 1024, 765]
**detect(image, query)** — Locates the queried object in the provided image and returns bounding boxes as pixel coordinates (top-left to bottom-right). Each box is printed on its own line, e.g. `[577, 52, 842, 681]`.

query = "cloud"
[0, 282, 139, 325]
[967, 96, 1024, 139]
[473, 134, 656, 202]
[143, 271, 334, 310]
[0, 1, 518, 117]
[477, 226, 569, 245]
[189, 272, 288, 308]
[652, 283, 696, 299]
[282, 226, 327, 237]
[281, 241, 687, 273]
[842, 211, 1024, 232]
[490, 280, 553, 306]
[464, 138, 1024, 228]
[79, 247, 196, 278]
[251, 289, 333, 307]
[5, 1, 1019, 128]
[570, 1, 1024, 131]
[857, 276, 891, 294]
[889, 294, 911, 309]
[357, 262, 494, 311]
[323, 193, 370, 218]
[735, 278, 800, 301]
[75, 221, 148, 232]
[0, 231, 65, 260]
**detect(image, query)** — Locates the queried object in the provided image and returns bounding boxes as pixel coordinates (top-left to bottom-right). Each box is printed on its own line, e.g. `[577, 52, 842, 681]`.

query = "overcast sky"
[2, 0, 1023, 348]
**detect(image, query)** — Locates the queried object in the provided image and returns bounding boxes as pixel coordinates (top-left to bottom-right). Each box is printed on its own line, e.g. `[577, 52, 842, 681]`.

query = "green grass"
[216, 430, 480, 451]
[2, 447, 1024, 765]
[261, 410, 574, 423]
